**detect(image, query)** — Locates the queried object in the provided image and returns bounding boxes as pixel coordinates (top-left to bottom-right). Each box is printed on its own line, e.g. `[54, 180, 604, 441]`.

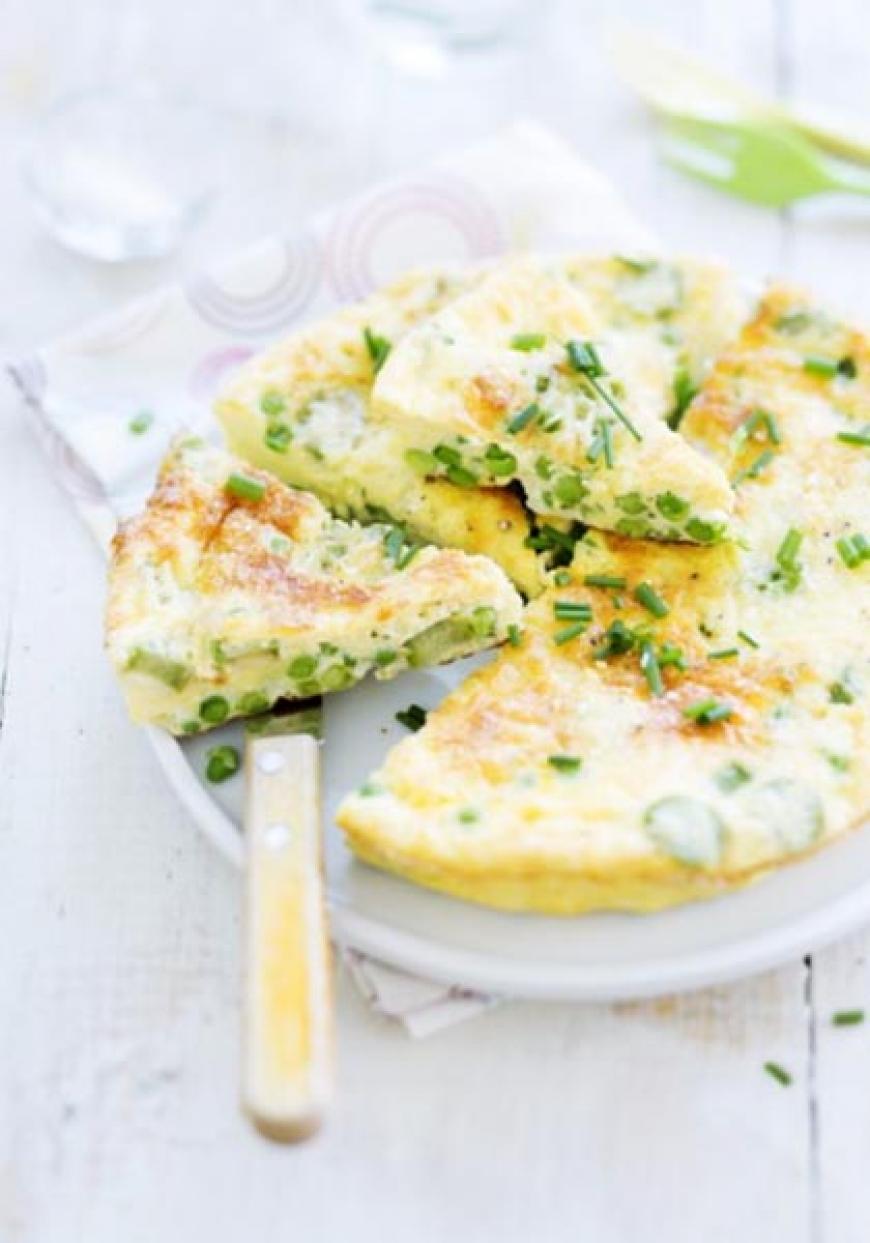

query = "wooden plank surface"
[0, 0, 867, 1239]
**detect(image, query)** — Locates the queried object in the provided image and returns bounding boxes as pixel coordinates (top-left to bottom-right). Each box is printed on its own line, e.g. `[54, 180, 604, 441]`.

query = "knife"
[241, 697, 333, 1142]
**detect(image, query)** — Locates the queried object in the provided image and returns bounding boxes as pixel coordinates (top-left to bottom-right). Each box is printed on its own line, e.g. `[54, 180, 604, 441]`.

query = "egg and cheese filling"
[106, 439, 522, 735]
[370, 257, 735, 543]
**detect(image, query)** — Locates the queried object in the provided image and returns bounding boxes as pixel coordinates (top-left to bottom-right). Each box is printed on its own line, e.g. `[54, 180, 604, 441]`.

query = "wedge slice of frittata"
[106, 438, 522, 734]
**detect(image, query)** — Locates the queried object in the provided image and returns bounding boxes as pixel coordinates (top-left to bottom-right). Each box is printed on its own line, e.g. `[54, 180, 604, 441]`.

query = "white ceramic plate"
[149, 651, 870, 1001]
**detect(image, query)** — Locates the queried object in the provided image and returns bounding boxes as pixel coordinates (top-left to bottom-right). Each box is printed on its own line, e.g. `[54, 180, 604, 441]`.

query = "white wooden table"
[1, 2, 868, 1239]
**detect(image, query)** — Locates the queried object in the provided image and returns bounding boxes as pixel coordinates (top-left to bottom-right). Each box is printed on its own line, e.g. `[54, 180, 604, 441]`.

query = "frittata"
[106, 438, 522, 734]
[370, 256, 736, 543]
[338, 286, 870, 913]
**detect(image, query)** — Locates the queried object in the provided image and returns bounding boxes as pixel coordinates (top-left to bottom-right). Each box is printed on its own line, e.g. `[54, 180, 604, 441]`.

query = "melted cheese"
[338, 285, 870, 913]
[106, 438, 522, 734]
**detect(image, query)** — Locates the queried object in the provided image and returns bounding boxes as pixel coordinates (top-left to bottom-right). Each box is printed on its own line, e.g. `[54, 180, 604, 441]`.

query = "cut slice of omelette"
[215, 267, 550, 598]
[370, 256, 735, 543]
[106, 439, 522, 735]
[338, 287, 869, 913]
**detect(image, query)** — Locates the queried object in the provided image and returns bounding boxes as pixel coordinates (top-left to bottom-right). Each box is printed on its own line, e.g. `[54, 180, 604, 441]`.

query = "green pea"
[199, 695, 230, 724]
[320, 664, 354, 691]
[615, 492, 646, 515]
[375, 649, 398, 667]
[181, 720, 201, 735]
[298, 679, 321, 697]
[237, 691, 270, 715]
[686, 517, 725, 543]
[655, 491, 689, 521]
[615, 517, 649, 538]
[554, 473, 587, 506]
[289, 654, 318, 679]
[264, 422, 293, 453]
[471, 606, 497, 638]
[205, 745, 240, 783]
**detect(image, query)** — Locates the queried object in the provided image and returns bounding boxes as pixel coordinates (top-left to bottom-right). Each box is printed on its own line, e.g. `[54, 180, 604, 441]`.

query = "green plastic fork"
[661, 113, 870, 207]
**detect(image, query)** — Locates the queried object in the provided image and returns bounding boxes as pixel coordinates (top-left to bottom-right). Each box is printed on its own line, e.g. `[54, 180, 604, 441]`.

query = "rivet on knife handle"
[242, 732, 333, 1141]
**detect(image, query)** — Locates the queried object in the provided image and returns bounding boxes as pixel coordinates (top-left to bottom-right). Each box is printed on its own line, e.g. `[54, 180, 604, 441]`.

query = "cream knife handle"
[242, 733, 333, 1142]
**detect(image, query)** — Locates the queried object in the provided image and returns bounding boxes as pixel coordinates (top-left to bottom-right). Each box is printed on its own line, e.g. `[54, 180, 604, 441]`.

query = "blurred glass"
[21, 87, 218, 261]
[367, 0, 527, 78]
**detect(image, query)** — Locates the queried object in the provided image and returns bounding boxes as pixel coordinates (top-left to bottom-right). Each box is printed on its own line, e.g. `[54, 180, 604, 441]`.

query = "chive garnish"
[587, 418, 615, 468]
[592, 619, 638, 660]
[363, 326, 392, 373]
[129, 409, 154, 435]
[772, 527, 804, 592]
[547, 754, 582, 774]
[829, 680, 855, 705]
[260, 390, 286, 416]
[511, 332, 546, 351]
[264, 422, 293, 452]
[838, 356, 857, 378]
[683, 698, 732, 726]
[446, 465, 478, 488]
[458, 808, 479, 824]
[658, 644, 686, 670]
[666, 368, 697, 431]
[225, 473, 266, 502]
[506, 403, 541, 434]
[553, 600, 593, 621]
[507, 624, 523, 647]
[832, 1010, 865, 1027]
[733, 448, 776, 486]
[633, 582, 669, 618]
[709, 648, 739, 660]
[764, 1062, 792, 1087]
[483, 444, 518, 476]
[836, 534, 870, 569]
[738, 629, 759, 649]
[396, 703, 427, 732]
[803, 355, 838, 379]
[566, 340, 643, 441]
[554, 569, 572, 587]
[584, 574, 626, 589]
[731, 408, 781, 450]
[639, 640, 663, 696]
[837, 425, 870, 447]
[554, 621, 591, 646]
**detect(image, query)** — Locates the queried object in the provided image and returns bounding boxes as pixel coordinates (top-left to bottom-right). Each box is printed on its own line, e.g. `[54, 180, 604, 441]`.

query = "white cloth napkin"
[7, 120, 653, 1035]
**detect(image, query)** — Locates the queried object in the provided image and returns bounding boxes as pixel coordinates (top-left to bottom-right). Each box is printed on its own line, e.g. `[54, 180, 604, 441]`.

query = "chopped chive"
[553, 600, 593, 621]
[128, 409, 154, 435]
[375, 649, 397, 667]
[583, 574, 626, 589]
[738, 629, 760, 649]
[731, 408, 780, 450]
[547, 754, 583, 774]
[566, 340, 643, 441]
[666, 367, 697, 431]
[592, 619, 638, 660]
[554, 621, 591, 646]
[554, 569, 572, 587]
[838, 356, 857, 378]
[773, 527, 804, 591]
[506, 403, 540, 434]
[733, 448, 776, 486]
[716, 760, 751, 792]
[363, 326, 391, 373]
[205, 745, 240, 783]
[683, 698, 732, 726]
[764, 1061, 792, 1087]
[639, 640, 663, 696]
[510, 332, 546, 351]
[384, 526, 405, 564]
[397, 541, 422, 569]
[507, 623, 523, 647]
[396, 703, 427, 732]
[803, 355, 838, 379]
[225, 472, 266, 502]
[836, 534, 870, 569]
[709, 648, 739, 661]
[837, 426, 870, 447]
[832, 1009, 865, 1027]
[657, 643, 686, 670]
[586, 418, 615, 468]
[432, 443, 461, 467]
[633, 582, 669, 618]
[458, 808, 479, 824]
